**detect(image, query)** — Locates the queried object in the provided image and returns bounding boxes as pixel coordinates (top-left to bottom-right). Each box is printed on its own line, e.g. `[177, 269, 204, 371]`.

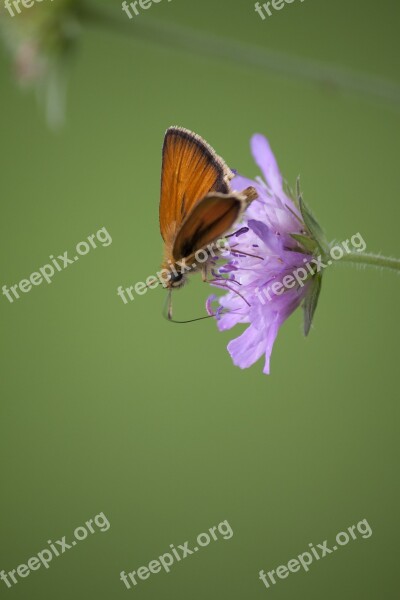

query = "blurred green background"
[0, 0, 399, 598]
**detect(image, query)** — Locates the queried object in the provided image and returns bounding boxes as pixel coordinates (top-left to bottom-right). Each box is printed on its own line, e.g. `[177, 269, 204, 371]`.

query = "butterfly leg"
[201, 263, 209, 283]
[167, 288, 173, 320]
[201, 261, 241, 287]
[201, 265, 248, 308]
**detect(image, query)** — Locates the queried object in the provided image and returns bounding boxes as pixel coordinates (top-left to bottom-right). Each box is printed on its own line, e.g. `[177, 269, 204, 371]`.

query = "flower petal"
[251, 134, 283, 195]
[262, 318, 280, 374]
[227, 324, 266, 369]
[247, 219, 282, 253]
[206, 294, 217, 316]
[217, 293, 249, 330]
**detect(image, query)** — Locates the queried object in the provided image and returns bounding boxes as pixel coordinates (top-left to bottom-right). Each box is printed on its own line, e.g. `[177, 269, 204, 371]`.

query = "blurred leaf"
[303, 273, 322, 336]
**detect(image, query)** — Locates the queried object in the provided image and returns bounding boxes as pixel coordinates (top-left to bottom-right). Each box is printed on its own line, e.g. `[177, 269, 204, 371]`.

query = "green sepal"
[283, 179, 297, 206]
[298, 196, 328, 254]
[290, 233, 319, 254]
[303, 272, 322, 336]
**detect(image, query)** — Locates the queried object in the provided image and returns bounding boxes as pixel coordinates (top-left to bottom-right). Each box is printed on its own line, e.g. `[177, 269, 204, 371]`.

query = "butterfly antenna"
[162, 288, 233, 324]
[162, 291, 247, 324]
[145, 278, 160, 289]
[165, 313, 221, 324]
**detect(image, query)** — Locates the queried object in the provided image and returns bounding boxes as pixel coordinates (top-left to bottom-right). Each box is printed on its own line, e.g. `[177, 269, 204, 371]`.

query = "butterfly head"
[167, 271, 187, 289]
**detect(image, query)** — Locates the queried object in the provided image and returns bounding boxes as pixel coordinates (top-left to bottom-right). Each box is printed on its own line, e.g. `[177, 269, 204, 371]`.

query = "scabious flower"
[0, 0, 81, 128]
[208, 134, 326, 374]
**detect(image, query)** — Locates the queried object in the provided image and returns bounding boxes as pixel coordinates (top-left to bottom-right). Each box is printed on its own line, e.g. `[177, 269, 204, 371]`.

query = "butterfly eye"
[170, 272, 185, 288]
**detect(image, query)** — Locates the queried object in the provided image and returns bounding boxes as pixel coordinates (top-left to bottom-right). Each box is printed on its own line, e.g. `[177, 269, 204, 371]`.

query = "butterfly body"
[159, 127, 258, 294]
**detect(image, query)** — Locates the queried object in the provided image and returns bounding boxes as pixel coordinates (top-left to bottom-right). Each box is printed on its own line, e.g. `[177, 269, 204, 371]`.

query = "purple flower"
[208, 134, 324, 374]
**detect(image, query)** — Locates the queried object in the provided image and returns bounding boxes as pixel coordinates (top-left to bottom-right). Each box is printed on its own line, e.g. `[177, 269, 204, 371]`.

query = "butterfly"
[158, 127, 257, 320]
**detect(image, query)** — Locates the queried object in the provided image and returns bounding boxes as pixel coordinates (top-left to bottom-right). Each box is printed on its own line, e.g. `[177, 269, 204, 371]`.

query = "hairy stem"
[341, 252, 400, 273]
[78, 1, 400, 108]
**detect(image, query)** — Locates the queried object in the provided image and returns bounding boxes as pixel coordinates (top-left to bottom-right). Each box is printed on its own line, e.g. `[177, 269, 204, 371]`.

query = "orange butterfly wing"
[172, 193, 245, 261]
[159, 127, 234, 243]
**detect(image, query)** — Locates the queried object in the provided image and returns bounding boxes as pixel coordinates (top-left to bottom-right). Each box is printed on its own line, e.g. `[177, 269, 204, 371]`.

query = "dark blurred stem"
[341, 252, 400, 272]
[78, 1, 400, 108]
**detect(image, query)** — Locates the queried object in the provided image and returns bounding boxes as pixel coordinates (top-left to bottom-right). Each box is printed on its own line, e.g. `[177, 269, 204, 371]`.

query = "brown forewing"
[159, 127, 234, 244]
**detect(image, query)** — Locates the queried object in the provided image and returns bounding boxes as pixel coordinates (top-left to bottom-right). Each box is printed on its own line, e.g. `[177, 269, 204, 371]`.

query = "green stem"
[341, 252, 400, 273]
[78, 1, 400, 108]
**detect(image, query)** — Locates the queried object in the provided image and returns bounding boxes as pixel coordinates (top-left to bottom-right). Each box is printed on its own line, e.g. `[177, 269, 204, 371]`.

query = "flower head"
[208, 134, 326, 374]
